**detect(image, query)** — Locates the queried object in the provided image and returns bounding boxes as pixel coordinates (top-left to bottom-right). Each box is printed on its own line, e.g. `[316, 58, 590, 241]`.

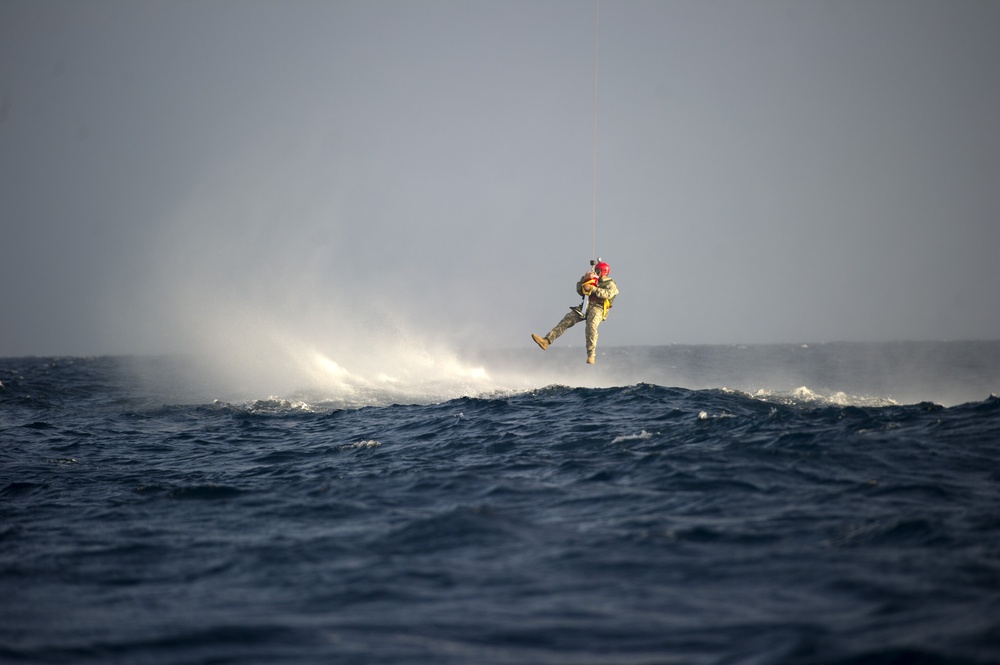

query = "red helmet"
[595, 261, 611, 277]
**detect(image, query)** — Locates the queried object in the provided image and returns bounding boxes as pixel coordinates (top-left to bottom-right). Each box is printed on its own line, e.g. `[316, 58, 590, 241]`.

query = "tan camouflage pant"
[545, 303, 604, 357]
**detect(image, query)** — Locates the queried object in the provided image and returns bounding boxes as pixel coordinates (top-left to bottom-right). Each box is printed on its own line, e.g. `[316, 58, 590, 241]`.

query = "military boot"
[531, 334, 550, 350]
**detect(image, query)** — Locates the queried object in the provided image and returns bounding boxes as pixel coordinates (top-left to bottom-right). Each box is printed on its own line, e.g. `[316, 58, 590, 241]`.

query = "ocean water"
[2, 342, 999, 664]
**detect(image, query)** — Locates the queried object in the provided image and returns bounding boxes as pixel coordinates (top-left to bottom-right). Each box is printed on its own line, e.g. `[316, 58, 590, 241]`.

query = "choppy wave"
[2, 351, 999, 664]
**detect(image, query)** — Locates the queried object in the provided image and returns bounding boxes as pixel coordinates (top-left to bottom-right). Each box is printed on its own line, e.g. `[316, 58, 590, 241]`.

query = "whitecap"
[612, 430, 656, 444]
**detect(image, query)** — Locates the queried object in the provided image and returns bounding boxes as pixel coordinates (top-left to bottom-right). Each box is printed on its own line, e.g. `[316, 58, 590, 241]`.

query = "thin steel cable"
[592, 0, 599, 261]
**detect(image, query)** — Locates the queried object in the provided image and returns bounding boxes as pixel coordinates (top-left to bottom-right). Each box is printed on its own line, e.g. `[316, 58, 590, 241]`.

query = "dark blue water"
[2, 344, 999, 664]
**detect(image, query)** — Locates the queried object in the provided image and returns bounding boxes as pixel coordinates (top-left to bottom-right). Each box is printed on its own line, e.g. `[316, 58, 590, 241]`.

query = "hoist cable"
[591, 0, 599, 261]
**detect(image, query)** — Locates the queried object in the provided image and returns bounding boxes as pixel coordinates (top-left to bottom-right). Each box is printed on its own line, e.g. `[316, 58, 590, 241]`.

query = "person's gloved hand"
[581, 282, 596, 295]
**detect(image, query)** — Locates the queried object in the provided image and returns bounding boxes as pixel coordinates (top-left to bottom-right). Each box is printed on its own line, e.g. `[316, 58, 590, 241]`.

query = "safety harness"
[588, 278, 615, 320]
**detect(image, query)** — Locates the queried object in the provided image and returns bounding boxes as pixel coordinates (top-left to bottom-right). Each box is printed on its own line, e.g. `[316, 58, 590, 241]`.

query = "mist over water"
[105, 149, 494, 402]
[99, 148, 997, 410]
[120, 338, 998, 412]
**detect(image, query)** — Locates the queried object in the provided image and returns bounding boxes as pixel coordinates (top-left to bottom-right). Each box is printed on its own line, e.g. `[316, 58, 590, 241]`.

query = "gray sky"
[2, 0, 999, 360]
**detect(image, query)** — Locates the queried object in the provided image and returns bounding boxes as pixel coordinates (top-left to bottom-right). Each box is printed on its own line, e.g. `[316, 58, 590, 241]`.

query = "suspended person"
[531, 261, 618, 364]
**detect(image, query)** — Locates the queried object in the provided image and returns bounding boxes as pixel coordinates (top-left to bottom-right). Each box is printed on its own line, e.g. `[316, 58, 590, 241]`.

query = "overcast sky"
[2, 0, 998, 360]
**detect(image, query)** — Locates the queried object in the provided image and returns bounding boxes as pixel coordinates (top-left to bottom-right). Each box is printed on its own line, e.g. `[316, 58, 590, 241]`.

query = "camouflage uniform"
[542, 273, 619, 359]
